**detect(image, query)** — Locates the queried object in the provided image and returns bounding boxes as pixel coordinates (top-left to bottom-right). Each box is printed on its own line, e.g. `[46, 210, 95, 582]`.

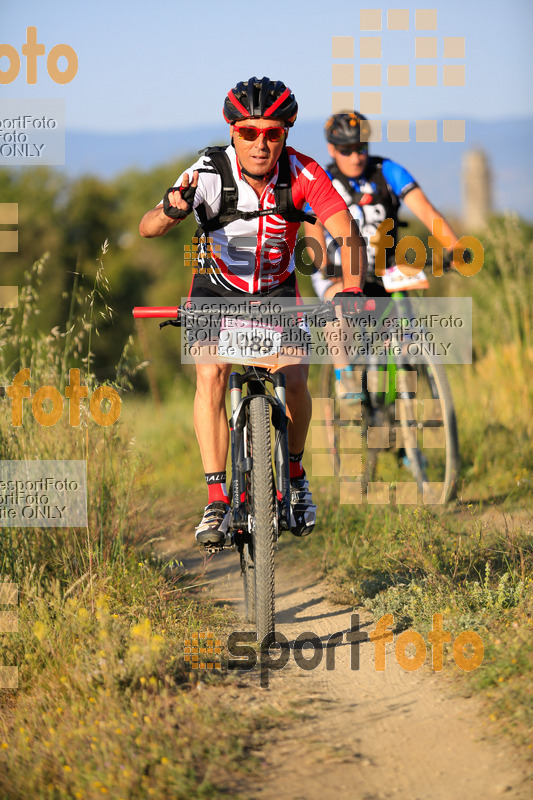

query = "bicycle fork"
[228, 370, 291, 539]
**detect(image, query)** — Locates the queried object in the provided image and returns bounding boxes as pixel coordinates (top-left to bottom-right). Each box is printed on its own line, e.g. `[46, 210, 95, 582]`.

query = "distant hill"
[65, 118, 533, 220]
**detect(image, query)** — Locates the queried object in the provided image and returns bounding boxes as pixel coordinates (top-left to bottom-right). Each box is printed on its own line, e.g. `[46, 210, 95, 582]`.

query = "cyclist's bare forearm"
[303, 219, 327, 270]
[140, 171, 198, 238]
[341, 228, 367, 289]
[139, 206, 180, 238]
[403, 188, 459, 248]
[316, 210, 367, 289]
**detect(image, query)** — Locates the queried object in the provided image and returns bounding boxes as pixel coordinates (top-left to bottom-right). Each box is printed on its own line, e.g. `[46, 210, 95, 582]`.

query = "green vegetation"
[0, 257, 261, 799]
[298, 213, 533, 748]
[1, 154, 532, 795]
[0, 160, 201, 390]
[0, 557, 259, 799]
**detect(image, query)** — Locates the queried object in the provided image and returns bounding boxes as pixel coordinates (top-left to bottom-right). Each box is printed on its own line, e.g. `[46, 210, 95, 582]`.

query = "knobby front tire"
[248, 395, 276, 643]
[319, 361, 341, 476]
[319, 358, 460, 504]
[234, 473, 255, 624]
[400, 358, 460, 504]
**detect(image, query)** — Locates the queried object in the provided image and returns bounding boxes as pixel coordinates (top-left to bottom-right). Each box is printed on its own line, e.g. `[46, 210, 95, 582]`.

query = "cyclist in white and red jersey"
[140, 77, 367, 545]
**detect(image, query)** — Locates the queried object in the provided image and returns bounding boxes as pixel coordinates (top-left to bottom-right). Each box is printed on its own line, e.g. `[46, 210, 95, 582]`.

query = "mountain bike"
[319, 287, 460, 504]
[133, 299, 336, 644]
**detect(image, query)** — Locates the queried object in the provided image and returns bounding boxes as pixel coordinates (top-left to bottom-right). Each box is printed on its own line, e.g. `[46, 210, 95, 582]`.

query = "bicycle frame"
[363, 290, 415, 406]
[132, 298, 351, 640]
[228, 368, 290, 539]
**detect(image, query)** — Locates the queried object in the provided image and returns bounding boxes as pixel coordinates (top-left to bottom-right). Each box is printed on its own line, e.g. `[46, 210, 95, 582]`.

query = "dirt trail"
[162, 531, 531, 800]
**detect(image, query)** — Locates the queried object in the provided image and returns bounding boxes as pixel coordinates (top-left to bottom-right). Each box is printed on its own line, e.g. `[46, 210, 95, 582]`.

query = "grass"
[449, 343, 533, 502]
[120, 381, 201, 500]
[289, 215, 533, 750]
[0, 254, 270, 799]
[1, 214, 532, 794]
[0, 548, 269, 800]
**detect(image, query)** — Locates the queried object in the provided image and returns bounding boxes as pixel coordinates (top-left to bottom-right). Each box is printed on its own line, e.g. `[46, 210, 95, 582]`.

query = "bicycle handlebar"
[132, 298, 378, 325]
[133, 307, 181, 318]
[132, 301, 337, 323]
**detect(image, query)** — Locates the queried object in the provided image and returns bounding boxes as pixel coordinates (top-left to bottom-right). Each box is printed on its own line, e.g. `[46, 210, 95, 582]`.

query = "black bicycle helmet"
[324, 112, 371, 145]
[223, 76, 298, 127]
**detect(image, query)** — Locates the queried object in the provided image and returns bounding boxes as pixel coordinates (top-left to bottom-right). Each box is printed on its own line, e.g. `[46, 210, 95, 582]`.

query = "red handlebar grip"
[133, 307, 179, 318]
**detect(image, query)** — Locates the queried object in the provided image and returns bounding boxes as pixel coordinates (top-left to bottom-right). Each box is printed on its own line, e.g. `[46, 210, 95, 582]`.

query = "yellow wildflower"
[33, 621, 47, 642]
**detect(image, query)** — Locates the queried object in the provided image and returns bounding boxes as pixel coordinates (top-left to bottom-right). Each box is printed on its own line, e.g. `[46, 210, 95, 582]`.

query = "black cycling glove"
[332, 287, 367, 315]
[442, 248, 473, 272]
[163, 184, 197, 219]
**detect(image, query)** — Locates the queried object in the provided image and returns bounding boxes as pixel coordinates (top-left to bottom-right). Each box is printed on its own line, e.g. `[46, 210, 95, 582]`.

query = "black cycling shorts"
[184, 272, 311, 352]
[187, 271, 301, 302]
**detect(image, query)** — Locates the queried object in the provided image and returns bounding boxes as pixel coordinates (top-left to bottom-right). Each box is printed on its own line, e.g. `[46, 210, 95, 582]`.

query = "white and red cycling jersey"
[166, 145, 347, 294]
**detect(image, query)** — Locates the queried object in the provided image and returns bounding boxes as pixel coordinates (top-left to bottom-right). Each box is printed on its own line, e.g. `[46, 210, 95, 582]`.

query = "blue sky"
[2, 0, 532, 132]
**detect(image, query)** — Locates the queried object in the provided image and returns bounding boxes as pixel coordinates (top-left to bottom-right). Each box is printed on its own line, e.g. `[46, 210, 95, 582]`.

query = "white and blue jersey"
[307, 156, 418, 279]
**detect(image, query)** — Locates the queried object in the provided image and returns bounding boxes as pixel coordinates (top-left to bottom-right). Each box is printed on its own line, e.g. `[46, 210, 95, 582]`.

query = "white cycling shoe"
[289, 473, 316, 537]
[195, 501, 231, 545]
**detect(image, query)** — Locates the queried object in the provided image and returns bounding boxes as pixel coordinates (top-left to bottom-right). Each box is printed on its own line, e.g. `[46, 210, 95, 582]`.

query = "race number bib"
[218, 317, 283, 362]
[382, 265, 430, 293]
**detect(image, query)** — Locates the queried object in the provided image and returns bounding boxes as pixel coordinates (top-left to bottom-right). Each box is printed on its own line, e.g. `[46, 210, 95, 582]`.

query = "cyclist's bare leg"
[275, 362, 316, 535]
[278, 363, 312, 454]
[194, 361, 233, 472]
[322, 276, 364, 393]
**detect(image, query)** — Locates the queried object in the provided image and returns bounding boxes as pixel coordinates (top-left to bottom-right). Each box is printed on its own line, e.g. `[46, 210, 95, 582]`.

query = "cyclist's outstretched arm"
[139, 206, 179, 238]
[402, 187, 459, 249]
[303, 218, 327, 271]
[322, 209, 367, 289]
[139, 170, 199, 238]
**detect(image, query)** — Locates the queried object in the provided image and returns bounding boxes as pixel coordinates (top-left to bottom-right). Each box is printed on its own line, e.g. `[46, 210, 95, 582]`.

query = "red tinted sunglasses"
[233, 125, 287, 143]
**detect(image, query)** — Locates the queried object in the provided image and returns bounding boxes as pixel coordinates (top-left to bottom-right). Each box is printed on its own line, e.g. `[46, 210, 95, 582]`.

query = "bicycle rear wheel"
[247, 395, 276, 643]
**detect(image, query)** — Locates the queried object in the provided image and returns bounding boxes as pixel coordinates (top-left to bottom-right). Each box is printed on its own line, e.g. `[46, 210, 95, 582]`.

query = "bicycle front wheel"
[399, 358, 460, 504]
[319, 357, 460, 504]
[248, 395, 276, 643]
[319, 361, 374, 487]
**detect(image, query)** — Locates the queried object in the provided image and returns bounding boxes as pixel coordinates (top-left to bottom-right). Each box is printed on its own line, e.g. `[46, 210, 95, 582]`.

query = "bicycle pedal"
[201, 532, 235, 554]
[202, 543, 225, 554]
